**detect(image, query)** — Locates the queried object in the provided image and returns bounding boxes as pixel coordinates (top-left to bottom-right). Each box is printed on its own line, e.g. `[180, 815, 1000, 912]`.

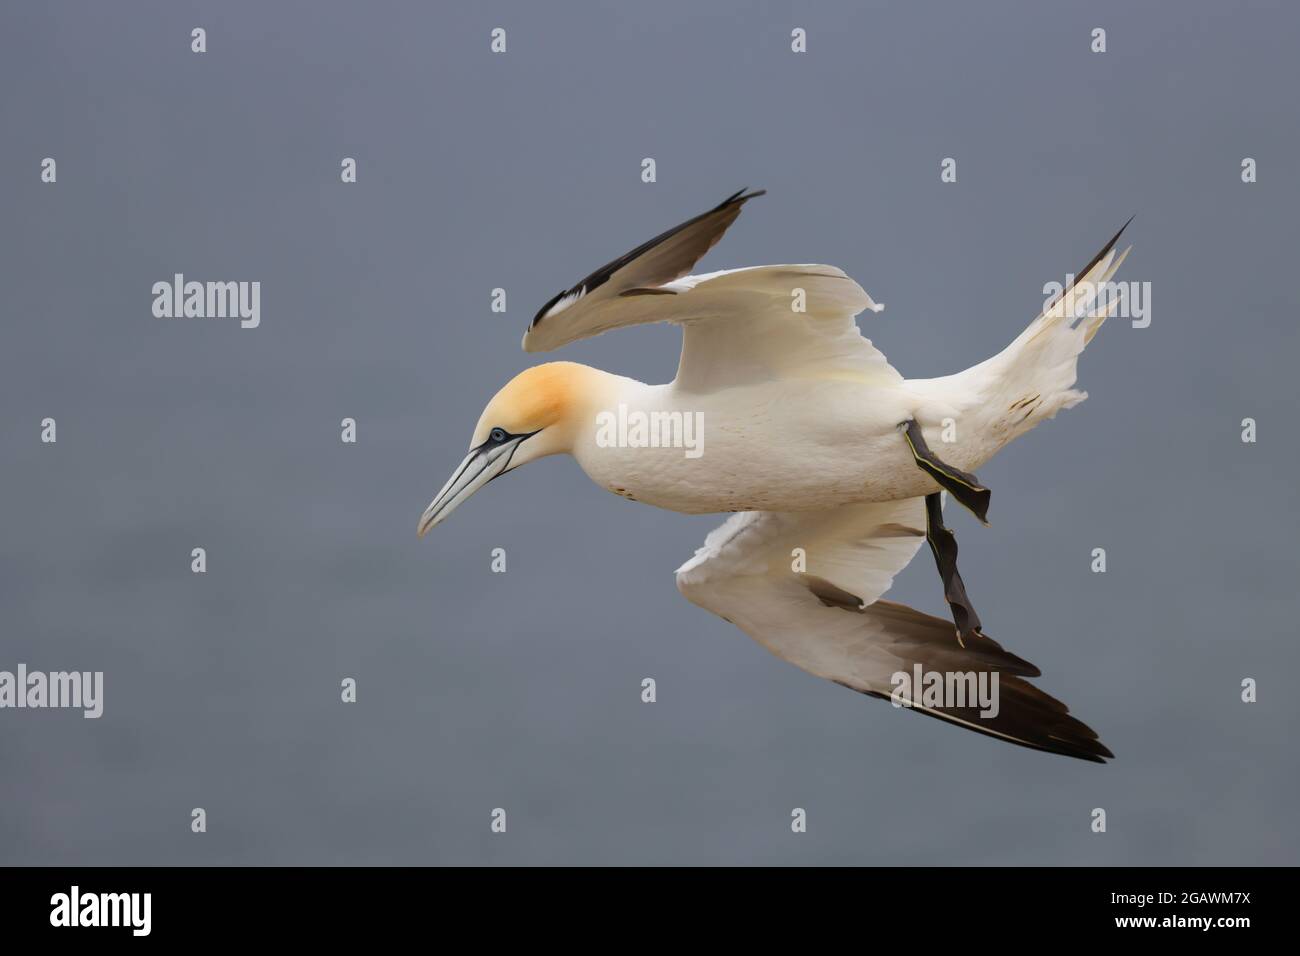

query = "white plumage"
[421, 189, 1129, 762]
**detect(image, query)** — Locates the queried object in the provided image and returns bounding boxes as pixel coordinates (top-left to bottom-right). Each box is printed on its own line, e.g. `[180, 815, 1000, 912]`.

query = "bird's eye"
[490, 428, 507, 443]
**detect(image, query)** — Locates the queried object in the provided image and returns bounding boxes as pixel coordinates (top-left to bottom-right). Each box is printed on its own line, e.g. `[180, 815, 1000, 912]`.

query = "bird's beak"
[417, 435, 529, 537]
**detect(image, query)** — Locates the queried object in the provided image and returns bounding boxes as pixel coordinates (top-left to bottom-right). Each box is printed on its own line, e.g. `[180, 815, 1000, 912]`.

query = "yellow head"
[467, 362, 584, 446]
[417, 362, 609, 536]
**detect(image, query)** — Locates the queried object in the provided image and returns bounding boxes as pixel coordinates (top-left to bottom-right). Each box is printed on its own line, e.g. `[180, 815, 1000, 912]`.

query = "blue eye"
[490, 428, 507, 443]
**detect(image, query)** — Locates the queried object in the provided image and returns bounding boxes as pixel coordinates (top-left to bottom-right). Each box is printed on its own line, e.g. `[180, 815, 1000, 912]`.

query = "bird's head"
[417, 361, 606, 536]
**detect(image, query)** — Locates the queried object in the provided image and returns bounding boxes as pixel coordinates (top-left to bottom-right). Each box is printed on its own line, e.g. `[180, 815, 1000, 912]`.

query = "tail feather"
[1019, 240, 1131, 351]
[997, 239, 1131, 427]
[906, 222, 1134, 468]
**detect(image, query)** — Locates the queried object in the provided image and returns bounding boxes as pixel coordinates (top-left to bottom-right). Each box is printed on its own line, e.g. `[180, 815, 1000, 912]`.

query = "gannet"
[419, 190, 1130, 762]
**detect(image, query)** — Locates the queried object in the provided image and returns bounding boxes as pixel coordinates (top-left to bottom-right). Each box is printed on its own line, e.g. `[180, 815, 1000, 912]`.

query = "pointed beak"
[417, 434, 529, 537]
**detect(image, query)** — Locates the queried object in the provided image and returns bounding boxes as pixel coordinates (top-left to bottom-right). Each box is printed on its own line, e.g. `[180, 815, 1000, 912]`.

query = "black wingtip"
[531, 187, 766, 333]
[719, 187, 767, 208]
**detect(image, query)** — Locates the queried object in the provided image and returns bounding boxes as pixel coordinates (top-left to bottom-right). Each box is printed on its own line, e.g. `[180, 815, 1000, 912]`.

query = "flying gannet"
[419, 190, 1130, 762]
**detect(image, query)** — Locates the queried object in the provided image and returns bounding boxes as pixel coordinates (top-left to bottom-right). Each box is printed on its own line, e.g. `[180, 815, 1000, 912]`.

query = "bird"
[419, 189, 1130, 762]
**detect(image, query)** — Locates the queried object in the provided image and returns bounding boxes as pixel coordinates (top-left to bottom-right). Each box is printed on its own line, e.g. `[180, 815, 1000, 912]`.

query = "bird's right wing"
[675, 501, 1113, 762]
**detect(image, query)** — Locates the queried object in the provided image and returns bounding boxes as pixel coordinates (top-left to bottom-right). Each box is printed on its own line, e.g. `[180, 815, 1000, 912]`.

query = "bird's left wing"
[524, 188, 767, 352]
[675, 501, 1114, 762]
[524, 189, 901, 390]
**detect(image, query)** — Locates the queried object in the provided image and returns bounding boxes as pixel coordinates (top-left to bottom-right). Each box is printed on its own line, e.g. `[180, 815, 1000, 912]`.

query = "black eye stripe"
[475, 426, 541, 454]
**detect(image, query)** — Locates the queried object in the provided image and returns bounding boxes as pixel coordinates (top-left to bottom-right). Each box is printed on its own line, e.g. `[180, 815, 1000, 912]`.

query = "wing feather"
[527, 189, 765, 343]
[523, 192, 899, 393]
[676, 503, 1113, 762]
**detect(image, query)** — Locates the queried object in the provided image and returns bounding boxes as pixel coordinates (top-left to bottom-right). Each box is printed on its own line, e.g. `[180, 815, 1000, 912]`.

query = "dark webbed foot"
[899, 420, 991, 646]
[923, 492, 984, 647]
[901, 420, 990, 524]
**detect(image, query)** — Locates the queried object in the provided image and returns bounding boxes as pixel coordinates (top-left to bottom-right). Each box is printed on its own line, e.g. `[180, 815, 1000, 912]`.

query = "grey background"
[2, 0, 1297, 865]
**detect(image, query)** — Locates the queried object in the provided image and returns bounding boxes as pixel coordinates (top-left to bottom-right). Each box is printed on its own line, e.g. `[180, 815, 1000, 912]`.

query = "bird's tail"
[914, 222, 1133, 462]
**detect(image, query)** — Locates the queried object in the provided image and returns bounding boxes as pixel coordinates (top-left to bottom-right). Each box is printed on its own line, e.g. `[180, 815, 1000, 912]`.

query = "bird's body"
[573, 373, 954, 513]
[420, 190, 1131, 763]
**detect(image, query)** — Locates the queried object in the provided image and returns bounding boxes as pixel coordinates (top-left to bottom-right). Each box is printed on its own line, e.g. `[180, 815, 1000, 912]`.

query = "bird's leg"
[922, 492, 983, 647]
[900, 419, 990, 524]
[899, 420, 990, 647]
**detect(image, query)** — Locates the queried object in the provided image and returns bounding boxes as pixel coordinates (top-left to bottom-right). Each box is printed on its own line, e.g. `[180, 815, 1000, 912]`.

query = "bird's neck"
[567, 363, 642, 429]
[533, 362, 641, 457]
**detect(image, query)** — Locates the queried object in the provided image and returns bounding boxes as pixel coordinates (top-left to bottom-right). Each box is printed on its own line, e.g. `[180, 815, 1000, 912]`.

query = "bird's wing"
[668, 264, 901, 391]
[523, 191, 900, 391]
[524, 188, 767, 352]
[675, 501, 1113, 762]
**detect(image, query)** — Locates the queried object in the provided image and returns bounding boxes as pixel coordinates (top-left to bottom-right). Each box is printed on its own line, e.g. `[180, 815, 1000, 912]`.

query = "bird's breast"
[572, 380, 940, 513]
